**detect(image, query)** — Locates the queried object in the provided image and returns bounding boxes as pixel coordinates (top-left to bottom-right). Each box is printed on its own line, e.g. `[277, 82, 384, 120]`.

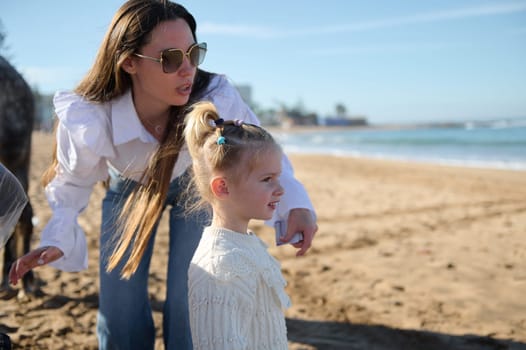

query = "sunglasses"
[133, 42, 207, 73]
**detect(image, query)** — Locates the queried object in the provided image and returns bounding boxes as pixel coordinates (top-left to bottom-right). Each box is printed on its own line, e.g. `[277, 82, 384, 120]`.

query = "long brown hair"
[42, 0, 212, 278]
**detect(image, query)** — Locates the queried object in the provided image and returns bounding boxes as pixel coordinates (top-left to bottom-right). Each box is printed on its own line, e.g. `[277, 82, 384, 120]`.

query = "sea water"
[272, 118, 526, 171]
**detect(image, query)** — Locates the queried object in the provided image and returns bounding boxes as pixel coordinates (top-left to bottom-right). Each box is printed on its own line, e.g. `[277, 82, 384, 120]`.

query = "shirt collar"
[110, 89, 158, 145]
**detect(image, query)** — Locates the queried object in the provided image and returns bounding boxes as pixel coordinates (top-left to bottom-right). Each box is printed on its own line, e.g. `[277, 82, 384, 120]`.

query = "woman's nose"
[177, 56, 194, 76]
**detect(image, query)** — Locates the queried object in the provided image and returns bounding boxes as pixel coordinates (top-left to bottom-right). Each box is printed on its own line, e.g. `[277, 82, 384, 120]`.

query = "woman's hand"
[9, 246, 64, 285]
[282, 208, 318, 256]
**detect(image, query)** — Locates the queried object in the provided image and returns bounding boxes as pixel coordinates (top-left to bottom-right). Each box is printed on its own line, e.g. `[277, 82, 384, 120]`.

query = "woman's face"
[128, 18, 198, 110]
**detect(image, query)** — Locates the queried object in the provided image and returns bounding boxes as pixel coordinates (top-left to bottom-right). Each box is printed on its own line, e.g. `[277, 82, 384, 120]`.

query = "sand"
[1, 131, 525, 349]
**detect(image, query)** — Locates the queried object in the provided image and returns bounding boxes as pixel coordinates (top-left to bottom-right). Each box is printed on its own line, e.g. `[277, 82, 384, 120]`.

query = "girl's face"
[128, 19, 197, 110]
[227, 148, 285, 223]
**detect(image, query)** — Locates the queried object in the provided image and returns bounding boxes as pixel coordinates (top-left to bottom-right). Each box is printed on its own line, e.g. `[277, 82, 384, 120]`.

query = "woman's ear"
[121, 56, 136, 75]
[210, 177, 229, 199]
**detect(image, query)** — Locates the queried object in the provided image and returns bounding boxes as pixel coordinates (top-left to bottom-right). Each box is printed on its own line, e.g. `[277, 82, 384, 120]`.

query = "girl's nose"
[275, 183, 285, 197]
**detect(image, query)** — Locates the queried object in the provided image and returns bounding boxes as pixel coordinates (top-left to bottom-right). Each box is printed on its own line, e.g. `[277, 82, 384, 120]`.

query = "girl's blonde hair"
[41, 0, 212, 278]
[184, 101, 279, 209]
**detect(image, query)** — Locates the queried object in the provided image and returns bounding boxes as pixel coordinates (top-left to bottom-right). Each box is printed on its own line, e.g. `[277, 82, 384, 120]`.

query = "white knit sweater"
[188, 226, 291, 350]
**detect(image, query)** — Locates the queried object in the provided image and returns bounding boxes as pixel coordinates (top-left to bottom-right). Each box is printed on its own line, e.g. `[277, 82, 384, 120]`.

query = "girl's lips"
[268, 201, 279, 210]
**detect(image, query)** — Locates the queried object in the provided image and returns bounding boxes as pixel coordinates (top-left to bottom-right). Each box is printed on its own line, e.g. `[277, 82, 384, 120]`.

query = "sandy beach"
[1, 130, 525, 349]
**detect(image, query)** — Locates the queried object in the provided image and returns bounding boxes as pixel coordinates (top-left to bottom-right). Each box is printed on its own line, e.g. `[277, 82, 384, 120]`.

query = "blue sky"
[1, 0, 525, 124]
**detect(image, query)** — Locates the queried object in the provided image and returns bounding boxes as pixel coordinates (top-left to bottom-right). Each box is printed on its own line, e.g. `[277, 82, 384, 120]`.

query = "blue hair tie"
[217, 136, 226, 145]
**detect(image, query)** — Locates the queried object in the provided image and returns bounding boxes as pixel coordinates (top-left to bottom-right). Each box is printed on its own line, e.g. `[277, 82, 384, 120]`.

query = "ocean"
[271, 118, 526, 171]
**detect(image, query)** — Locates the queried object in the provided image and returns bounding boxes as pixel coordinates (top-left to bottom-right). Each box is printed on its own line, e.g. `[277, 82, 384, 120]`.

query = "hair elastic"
[214, 118, 224, 127]
[217, 136, 226, 145]
[233, 119, 243, 126]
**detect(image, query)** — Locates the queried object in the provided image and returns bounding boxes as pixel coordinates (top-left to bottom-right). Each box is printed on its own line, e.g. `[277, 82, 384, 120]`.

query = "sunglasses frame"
[133, 42, 207, 73]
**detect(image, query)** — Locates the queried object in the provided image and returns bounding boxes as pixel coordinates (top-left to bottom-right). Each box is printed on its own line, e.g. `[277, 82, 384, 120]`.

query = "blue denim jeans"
[97, 168, 207, 350]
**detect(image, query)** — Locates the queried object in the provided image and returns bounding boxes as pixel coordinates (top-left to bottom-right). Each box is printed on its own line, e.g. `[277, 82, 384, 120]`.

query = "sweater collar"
[203, 226, 267, 246]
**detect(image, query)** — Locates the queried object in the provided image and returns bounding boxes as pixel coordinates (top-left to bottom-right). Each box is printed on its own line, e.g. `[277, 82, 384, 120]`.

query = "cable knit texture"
[188, 226, 291, 350]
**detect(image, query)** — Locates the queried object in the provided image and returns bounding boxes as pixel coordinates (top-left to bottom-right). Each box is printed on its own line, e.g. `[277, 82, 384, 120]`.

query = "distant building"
[278, 108, 318, 128]
[235, 84, 253, 107]
[322, 115, 368, 127]
[258, 110, 281, 126]
[33, 92, 54, 132]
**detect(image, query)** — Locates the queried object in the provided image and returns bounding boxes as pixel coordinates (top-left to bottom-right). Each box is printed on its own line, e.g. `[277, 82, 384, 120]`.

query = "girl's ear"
[210, 177, 229, 199]
[121, 56, 137, 75]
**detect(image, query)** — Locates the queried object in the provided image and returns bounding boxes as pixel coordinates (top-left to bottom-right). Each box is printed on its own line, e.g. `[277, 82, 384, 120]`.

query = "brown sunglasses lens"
[189, 43, 207, 67]
[162, 43, 207, 73]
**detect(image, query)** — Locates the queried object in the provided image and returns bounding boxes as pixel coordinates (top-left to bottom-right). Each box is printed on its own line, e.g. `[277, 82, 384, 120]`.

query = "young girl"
[184, 101, 291, 349]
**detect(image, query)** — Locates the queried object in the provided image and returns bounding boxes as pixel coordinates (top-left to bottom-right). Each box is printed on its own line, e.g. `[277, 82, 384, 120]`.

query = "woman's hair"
[41, 0, 213, 278]
[184, 101, 280, 210]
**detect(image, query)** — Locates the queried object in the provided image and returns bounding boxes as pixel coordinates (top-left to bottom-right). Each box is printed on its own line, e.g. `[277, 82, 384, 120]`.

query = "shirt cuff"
[39, 208, 88, 272]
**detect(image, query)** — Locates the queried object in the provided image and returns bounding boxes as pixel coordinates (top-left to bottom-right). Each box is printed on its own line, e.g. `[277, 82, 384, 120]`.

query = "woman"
[9, 1, 317, 349]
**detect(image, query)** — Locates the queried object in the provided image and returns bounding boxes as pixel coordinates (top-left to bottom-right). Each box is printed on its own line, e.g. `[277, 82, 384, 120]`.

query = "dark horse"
[0, 55, 36, 295]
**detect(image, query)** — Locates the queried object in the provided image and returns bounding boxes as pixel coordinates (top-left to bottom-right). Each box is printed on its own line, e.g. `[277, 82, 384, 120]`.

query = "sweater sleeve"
[189, 263, 255, 350]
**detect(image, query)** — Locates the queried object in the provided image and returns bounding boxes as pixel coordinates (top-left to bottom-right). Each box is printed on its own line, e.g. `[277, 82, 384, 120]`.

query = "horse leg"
[2, 233, 16, 291]
[19, 202, 36, 293]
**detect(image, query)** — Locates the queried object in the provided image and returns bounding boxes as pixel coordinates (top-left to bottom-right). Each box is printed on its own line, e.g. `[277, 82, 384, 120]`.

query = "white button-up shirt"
[40, 74, 314, 271]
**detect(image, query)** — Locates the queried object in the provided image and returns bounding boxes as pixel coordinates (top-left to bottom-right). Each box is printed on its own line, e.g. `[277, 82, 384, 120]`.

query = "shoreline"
[283, 149, 526, 172]
[267, 125, 526, 172]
